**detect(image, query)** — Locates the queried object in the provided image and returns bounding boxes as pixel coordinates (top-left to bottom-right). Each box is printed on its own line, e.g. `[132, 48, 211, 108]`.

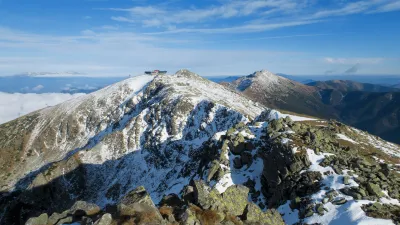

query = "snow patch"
[336, 134, 358, 144]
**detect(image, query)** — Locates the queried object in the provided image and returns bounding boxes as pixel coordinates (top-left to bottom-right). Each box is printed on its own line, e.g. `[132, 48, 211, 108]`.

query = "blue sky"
[0, 0, 400, 76]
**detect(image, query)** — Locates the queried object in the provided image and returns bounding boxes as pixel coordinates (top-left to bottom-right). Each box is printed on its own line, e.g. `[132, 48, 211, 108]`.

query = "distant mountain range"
[307, 80, 400, 93]
[223, 70, 400, 144]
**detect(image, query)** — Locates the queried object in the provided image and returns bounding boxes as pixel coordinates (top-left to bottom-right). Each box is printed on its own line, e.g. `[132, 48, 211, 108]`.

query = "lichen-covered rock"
[118, 186, 163, 222]
[25, 213, 48, 225]
[260, 140, 315, 207]
[221, 185, 249, 216]
[192, 180, 223, 210]
[366, 183, 384, 197]
[244, 203, 285, 225]
[332, 197, 347, 205]
[120, 186, 156, 208]
[230, 133, 246, 155]
[47, 211, 72, 225]
[362, 203, 400, 223]
[70, 201, 101, 216]
[94, 213, 112, 225]
[207, 160, 221, 182]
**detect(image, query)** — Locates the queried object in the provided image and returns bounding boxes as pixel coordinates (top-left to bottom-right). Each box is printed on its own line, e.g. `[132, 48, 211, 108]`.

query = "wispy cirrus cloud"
[371, 1, 400, 13]
[0, 26, 306, 76]
[103, 0, 400, 34]
[111, 16, 135, 23]
[146, 20, 321, 34]
[323, 57, 384, 65]
[103, 0, 305, 28]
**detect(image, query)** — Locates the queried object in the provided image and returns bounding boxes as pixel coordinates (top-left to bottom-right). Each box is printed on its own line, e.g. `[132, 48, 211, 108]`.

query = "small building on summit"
[145, 70, 167, 75]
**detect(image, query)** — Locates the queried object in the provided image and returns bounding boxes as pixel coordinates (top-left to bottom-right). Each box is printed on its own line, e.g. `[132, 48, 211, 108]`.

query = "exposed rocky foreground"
[24, 183, 284, 225]
[0, 70, 399, 225]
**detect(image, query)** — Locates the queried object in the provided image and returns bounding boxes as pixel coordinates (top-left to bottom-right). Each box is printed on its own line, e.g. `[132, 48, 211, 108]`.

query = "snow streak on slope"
[0, 92, 85, 124]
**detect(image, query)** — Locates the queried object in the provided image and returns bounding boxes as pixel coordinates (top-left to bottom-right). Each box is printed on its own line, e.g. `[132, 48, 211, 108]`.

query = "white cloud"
[104, 0, 303, 28]
[81, 29, 96, 36]
[0, 26, 306, 76]
[147, 20, 320, 34]
[111, 16, 135, 23]
[32, 85, 44, 91]
[312, 1, 377, 18]
[108, 6, 166, 15]
[101, 25, 119, 30]
[372, 1, 400, 12]
[142, 19, 162, 27]
[105, 0, 400, 31]
[0, 26, 398, 77]
[323, 57, 384, 65]
[0, 92, 85, 124]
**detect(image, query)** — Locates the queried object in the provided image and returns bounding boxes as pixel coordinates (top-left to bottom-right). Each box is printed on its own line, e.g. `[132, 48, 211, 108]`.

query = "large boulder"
[94, 213, 112, 225]
[191, 180, 223, 211]
[70, 201, 101, 216]
[221, 185, 249, 216]
[244, 203, 285, 225]
[25, 213, 48, 225]
[47, 211, 73, 225]
[117, 186, 163, 222]
[366, 183, 384, 197]
[192, 181, 250, 216]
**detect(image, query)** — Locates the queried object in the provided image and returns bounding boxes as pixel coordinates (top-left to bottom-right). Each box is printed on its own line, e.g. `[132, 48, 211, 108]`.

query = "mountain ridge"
[1, 69, 400, 225]
[223, 71, 400, 144]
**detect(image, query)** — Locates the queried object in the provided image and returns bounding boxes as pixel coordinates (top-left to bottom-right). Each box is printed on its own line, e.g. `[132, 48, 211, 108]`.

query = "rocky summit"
[0, 70, 400, 225]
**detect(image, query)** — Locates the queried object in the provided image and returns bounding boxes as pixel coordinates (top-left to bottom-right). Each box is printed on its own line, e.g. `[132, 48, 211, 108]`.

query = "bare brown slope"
[222, 70, 338, 119]
[223, 71, 400, 144]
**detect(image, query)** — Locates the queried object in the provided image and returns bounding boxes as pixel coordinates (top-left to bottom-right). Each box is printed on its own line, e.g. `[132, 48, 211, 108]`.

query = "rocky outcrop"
[23, 183, 285, 225]
[259, 119, 319, 207]
[362, 203, 400, 223]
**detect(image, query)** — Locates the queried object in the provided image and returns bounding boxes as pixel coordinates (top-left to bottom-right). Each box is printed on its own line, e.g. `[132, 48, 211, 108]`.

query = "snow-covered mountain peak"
[251, 70, 283, 82]
[0, 70, 265, 200]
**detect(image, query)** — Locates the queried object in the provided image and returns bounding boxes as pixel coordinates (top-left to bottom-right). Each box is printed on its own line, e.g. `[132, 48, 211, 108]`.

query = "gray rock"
[25, 213, 48, 225]
[192, 180, 222, 210]
[366, 183, 384, 197]
[245, 203, 285, 225]
[94, 213, 112, 225]
[240, 152, 253, 167]
[315, 204, 325, 216]
[118, 186, 163, 221]
[70, 201, 101, 216]
[343, 176, 350, 185]
[233, 157, 243, 169]
[48, 211, 72, 225]
[332, 197, 347, 205]
[221, 185, 249, 216]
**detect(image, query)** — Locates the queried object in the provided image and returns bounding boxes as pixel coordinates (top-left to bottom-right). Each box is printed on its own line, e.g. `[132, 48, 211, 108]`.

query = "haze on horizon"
[0, 0, 400, 77]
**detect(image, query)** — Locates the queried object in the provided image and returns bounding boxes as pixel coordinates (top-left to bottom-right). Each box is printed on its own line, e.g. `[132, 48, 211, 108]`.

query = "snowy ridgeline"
[1, 71, 399, 225]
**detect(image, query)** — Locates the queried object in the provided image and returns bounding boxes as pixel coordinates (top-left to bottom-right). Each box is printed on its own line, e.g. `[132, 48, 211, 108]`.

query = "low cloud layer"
[0, 92, 85, 124]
